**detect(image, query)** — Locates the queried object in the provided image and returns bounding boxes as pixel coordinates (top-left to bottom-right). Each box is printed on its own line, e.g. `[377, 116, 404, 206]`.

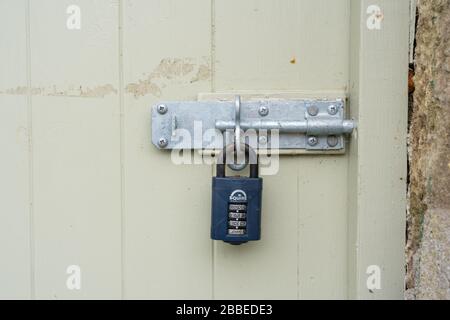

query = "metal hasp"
[152, 97, 356, 151]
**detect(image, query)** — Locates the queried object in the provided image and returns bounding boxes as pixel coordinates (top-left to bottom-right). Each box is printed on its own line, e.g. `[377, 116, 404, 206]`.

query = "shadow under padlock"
[211, 144, 263, 245]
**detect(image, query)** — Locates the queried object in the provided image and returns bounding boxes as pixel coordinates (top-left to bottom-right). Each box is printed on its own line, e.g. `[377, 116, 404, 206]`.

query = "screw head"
[158, 137, 168, 148]
[259, 135, 268, 145]
[259, 105, 269, 117]
[157, 104, 168, 114]
[327, 135, 339, 148]
[307, 136, 319, 146]
[327, 104, 338, 115]
[307, 105, 319, 116]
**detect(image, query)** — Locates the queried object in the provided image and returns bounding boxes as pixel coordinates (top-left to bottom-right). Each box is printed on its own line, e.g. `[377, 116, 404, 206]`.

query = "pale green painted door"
[0, 0, 409, 299]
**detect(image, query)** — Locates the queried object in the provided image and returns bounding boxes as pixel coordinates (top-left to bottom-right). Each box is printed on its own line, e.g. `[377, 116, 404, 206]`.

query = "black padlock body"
[211, 176, 263, 245]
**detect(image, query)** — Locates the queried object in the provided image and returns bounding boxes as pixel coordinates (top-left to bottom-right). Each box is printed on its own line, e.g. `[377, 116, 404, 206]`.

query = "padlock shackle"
[216, 144, 258, 178]
[216, 161, 226, 178]
[249, 161, 258, 178]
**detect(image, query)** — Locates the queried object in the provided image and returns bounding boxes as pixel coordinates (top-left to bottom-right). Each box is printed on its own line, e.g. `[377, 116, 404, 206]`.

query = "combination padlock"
[211, 144, 263, 245]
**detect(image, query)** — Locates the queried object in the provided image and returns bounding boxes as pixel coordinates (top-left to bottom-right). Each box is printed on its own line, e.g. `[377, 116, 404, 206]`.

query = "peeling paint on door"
[125, 57, 211, 98]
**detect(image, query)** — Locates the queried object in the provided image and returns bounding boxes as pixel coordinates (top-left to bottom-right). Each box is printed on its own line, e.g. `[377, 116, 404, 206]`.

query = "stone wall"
[407, 0, 450, 300]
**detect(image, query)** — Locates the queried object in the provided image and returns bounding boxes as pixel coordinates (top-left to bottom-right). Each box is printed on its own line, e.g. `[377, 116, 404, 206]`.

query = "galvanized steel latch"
[151, 96, 356, 152]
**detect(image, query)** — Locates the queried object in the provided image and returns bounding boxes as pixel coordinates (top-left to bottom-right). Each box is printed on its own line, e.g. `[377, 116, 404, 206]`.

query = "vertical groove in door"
[118, 0, 126, 300]
[210, 0, 216, 300]
[211, 167, 215, 300]
[210, 0, 216, 93]
[296, 172, 300, 300]
[25, 0, 35, 300]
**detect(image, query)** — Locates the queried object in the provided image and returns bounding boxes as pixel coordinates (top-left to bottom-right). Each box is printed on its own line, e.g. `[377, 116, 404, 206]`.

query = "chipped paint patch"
[0, 57, 210, 99]
[190, 63, 211, 83]
[125, 77, 162, 98]
[48, 84, 118, 98]
[125, 57, 211, 98]
[0, 84, 117, 98]
[0, 86, 40, 96]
